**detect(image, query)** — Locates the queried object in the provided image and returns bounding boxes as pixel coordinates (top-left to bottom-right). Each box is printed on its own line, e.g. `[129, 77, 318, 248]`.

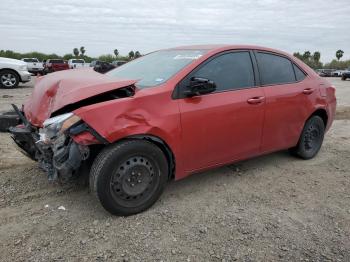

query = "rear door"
[254, 51, 315, 152]
[176, 51, 266, 172]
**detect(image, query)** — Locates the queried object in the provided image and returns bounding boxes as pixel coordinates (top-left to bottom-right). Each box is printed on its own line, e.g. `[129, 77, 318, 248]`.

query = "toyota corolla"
[8, 45, 336, 215]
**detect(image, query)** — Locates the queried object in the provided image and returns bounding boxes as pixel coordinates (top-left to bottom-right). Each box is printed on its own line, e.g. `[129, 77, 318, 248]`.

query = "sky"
[0, 0, 349, 63]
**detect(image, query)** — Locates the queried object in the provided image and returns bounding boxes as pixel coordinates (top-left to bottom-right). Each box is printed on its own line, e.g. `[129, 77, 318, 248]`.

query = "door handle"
[247, 96, 265, 104]
[303, 88, 314, 95]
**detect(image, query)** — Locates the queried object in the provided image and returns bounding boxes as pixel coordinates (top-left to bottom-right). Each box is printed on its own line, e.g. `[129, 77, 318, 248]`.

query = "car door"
[254, 51, 316, 153]
[175, 51, 266, 172]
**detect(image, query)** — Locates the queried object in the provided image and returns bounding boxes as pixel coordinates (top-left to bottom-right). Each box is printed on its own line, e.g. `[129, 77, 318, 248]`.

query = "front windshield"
[72, 59, 84, 63]
[106, 49, 207, 88]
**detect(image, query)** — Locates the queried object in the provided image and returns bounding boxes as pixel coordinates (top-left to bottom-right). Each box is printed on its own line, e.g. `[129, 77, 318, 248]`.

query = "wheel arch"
[118, 134, 176, 180]
[309, 108, 328, 127]
[0, 68, 21, 82]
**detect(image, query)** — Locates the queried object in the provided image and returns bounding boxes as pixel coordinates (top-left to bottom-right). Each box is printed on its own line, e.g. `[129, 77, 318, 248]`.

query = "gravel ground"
[0, 77, 349, 261]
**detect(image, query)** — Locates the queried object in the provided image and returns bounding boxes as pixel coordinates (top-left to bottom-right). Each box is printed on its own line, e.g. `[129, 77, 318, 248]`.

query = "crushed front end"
[9, 104, 104, 181]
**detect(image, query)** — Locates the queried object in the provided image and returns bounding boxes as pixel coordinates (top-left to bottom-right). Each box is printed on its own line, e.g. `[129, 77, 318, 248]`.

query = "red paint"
[23, 68, 136, 126]
[24, 45, 336, 180]
[72, 131, 100, 145]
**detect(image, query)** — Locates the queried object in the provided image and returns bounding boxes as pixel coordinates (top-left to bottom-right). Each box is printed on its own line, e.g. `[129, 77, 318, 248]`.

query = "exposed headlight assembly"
[39, 113, 81, 143]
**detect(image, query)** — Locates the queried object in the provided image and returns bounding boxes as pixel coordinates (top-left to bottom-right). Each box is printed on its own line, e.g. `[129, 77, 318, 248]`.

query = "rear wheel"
[0, 70, 19, 88]
[289, 115, 325, 159]
[90, 140, 168, 216]
[341, 76, 347, 81]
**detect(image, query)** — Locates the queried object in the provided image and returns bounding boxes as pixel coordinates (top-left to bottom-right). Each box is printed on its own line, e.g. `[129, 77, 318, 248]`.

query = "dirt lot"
[0, 78, 349, 261]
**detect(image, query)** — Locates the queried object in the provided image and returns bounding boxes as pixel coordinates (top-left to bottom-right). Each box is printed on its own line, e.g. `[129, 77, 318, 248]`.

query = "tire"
[0, 70, 19, 88]
[341, 76, 346, 81]
[89, 139, 168, 216]
[289, 115, 325, 159]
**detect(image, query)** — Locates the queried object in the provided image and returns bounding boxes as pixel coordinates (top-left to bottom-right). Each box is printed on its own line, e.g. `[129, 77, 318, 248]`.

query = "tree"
[313, 51, 321, 62]
[63, 53, 75, 60]
[293, 50, 323, 69]
[336, 50, 344, 61]
[128, 51, 135, 59]
[114, 49, 119, 57]
[80, 46, 86, 57]
[302, 51, 311, 60]
[134, 51, 141, 58]
[293, 52, 303, 60]
[98, 54, 115, 63]
[73, 48, 79, 57]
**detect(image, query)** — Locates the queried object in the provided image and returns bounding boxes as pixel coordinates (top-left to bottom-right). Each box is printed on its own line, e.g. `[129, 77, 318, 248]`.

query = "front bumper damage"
[8, 105, 97, 181]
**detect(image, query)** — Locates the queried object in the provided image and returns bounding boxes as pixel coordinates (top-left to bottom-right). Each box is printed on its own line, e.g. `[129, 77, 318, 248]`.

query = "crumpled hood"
[24, 68, 136, 126]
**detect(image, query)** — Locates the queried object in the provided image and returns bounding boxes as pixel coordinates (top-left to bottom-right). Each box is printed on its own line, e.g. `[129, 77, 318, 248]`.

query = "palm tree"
[73, 48, 79, 57]
[336, 50, 344, 61]
[80, 46, 86, 57]
[128, 51, 135, 60]
[114, 49, 119, 57]
[134, 51, 141, 58]
[293, 52, 303, 60]
[313, 51, 321, 62]
[302, 51, 311, 60]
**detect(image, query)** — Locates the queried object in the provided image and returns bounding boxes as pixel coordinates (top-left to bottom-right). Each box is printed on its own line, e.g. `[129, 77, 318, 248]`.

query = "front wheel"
[289, 115, 325, 159]
[0, 70, 19, 88]
[341, 76, 347, 81]
[89, 140, 168, 216]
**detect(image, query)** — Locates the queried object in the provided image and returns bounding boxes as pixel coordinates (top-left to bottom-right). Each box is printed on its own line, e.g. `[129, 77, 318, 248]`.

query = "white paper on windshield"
[173, 54, 202, 60]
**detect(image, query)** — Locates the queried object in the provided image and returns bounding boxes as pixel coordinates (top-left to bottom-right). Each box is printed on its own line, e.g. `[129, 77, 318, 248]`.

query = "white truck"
[21, 58, 44, 74]
[68, 59, 85, 69]
[0, 57, 31, 88]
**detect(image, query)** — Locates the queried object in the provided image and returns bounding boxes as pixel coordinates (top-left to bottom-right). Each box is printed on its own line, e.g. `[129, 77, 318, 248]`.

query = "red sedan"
[9, 45, 336, 215]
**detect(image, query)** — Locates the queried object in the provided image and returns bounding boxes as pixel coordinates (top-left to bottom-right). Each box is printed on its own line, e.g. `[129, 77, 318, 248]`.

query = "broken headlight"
[39, 113, 81, 143]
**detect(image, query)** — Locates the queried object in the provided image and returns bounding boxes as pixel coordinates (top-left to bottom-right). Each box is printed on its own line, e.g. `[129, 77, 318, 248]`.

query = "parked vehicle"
[91, 60, 115, 73]
[89, 60, 99, 67]
[341, 68, 350, 80]
[318, 69, 334, 77]
[0, 57, 31, 88]
[68, 59, 85, 69]
[6, 45, 336, 215]
[43, 59, 69, 74]
[21, 58, 44, 74]
[111, 60, 127, 67]
[331, 70, 346, 77]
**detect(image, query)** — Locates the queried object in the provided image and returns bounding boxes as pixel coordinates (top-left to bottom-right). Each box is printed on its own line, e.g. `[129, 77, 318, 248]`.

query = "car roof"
[168, 44, 291, 56]
[167, 44, 318, 77]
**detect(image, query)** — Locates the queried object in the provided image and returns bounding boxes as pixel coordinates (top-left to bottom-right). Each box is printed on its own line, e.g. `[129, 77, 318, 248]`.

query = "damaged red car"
[8, 45, 336, 215]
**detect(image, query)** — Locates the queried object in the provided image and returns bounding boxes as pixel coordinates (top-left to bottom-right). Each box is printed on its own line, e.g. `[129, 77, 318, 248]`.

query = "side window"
[256, 52, 296, 85]
[293, 64, 306, 81]
[192, 51, 255, 92]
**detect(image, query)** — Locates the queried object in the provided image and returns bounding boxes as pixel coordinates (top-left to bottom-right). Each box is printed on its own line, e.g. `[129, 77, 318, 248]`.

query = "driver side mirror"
[184, 77, 216, 97]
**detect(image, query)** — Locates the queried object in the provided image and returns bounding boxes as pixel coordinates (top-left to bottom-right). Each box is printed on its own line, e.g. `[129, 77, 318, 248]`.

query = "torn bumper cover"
[9, 105, 105, 181]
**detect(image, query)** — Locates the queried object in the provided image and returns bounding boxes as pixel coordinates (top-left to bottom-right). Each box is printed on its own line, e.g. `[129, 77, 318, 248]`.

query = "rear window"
[256, 52, 295, 85]
[72, 59, 84, 63]
[23, 58, 38, 62]
[49, 59, 64, 63]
